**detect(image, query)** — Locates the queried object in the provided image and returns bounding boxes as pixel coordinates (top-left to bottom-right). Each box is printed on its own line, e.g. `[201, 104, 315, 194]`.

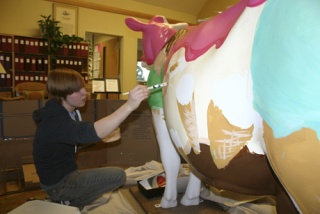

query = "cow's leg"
[180, 171, 201, 206]
[151, 108, 180, 208]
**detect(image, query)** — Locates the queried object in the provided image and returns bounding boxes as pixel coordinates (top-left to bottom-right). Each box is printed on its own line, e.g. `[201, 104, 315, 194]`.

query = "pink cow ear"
[151, 15, 167, 23]
[125, 17, 147, 31]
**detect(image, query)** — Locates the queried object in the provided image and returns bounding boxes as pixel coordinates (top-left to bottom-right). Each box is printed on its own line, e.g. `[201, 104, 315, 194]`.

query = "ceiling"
[133, 0, 209, 17]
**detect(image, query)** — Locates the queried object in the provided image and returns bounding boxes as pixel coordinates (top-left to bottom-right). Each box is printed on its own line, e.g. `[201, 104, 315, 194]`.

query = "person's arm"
[94, 85, 150, 139]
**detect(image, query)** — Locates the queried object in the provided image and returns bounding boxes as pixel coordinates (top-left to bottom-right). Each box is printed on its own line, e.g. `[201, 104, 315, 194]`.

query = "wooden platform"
[1, 186, 229, 214]
[129, 186, 228, 214]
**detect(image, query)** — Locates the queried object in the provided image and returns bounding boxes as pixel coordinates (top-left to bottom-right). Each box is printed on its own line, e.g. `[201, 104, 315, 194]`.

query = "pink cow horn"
[125, 17, 147, 31]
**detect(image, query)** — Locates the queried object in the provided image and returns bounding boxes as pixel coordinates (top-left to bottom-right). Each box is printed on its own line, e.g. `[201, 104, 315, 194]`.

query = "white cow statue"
[125, 0, 320, 213]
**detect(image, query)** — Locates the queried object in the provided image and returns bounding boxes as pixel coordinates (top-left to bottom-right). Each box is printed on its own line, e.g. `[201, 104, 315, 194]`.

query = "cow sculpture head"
[125, 16, 188, 66]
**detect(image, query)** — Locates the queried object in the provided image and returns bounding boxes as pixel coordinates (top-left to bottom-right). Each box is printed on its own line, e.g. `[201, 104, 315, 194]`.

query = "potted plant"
[38, 15, 62, 58]
[37, 15, 84, 64]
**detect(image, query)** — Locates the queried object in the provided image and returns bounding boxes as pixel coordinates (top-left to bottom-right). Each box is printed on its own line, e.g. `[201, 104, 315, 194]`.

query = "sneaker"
[60, 200, 71, 206]
[46, 197, 70, 206]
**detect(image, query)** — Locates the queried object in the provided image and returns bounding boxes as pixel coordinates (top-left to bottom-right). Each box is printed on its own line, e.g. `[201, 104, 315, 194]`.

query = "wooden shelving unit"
[0, 34, 89, 97]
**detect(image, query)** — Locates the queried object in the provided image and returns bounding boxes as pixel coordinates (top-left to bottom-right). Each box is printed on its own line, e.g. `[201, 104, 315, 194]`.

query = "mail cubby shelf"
[53, 42, 89, 83]
[13, 36, 48, 55]
[0, 34, 13, 92]
[0, 34, 89, 95]
[53, 56, 89, 83]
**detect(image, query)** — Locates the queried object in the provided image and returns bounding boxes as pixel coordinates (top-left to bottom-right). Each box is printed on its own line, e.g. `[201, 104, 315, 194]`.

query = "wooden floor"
[0, 188, 47, 214]
[0, 186, 229, 214]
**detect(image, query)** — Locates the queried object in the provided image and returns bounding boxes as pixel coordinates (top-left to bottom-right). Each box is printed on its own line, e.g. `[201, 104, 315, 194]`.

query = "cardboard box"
[137, 172, 166, 198]
[137, 172, 190, 199]
[78, 99, 95, 122]
[6, 181, 19, 192]
[0, 138, 33, 170]
[97, 100, 161, 166]
[21, 155, 34, 164]
[22, 164, 40, 188]
[1, 100, 39, 138]
[0, 167, 21, 193]
[76, 142, 107, 169]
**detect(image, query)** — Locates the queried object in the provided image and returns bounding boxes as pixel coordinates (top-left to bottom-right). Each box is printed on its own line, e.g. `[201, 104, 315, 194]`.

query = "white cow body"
[163, 4, 265, 168]
[125, 0, 310, 213]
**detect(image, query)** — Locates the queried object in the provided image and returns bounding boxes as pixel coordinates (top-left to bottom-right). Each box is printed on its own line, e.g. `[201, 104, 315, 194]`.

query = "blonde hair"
[46, 68, 85, 102]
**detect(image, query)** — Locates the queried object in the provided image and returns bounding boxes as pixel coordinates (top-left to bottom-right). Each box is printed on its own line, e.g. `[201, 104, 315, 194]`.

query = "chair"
[0, 96, 24, 101]
[15, 82, 47, 100]
[0, 91, 24, 101]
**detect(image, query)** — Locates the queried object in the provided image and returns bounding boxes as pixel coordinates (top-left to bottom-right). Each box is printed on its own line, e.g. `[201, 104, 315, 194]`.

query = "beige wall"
[0, 0, 235, 98]
[0, 0, 198, 98]
[79, 0, 197, 24]
[78, 7, 142, 97]
[0, 0, 52, 37]
[198, 0, 239, 20]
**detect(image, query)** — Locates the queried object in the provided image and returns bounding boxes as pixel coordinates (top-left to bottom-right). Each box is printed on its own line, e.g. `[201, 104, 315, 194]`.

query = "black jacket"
[33, 99, 101, 186]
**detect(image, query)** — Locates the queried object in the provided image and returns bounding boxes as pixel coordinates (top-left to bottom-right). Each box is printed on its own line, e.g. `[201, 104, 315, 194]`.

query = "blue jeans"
[41, 167, 126, 208]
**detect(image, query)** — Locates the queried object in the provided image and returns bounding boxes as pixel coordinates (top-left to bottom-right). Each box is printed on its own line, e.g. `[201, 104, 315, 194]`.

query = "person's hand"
[125, 85, 150, 111]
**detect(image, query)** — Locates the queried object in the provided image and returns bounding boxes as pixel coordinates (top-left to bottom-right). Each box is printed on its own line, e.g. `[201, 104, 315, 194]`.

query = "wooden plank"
[129, 185, 228, 214]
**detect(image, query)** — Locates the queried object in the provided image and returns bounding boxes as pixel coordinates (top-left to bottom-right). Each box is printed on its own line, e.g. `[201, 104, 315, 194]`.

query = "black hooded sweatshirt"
[32, 99, 101, 186]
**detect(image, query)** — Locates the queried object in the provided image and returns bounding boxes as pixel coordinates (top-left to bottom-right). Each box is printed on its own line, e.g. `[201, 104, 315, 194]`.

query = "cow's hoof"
[180, 194, 200, 206]
[160, 198, 178, 208]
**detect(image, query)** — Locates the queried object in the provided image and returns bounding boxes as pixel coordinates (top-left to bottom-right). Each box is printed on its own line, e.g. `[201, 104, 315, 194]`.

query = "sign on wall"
[53, 3, 78, 36]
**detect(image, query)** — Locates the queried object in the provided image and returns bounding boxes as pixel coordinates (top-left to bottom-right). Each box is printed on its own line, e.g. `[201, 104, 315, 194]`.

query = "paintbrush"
[122, 82, 167, 95]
